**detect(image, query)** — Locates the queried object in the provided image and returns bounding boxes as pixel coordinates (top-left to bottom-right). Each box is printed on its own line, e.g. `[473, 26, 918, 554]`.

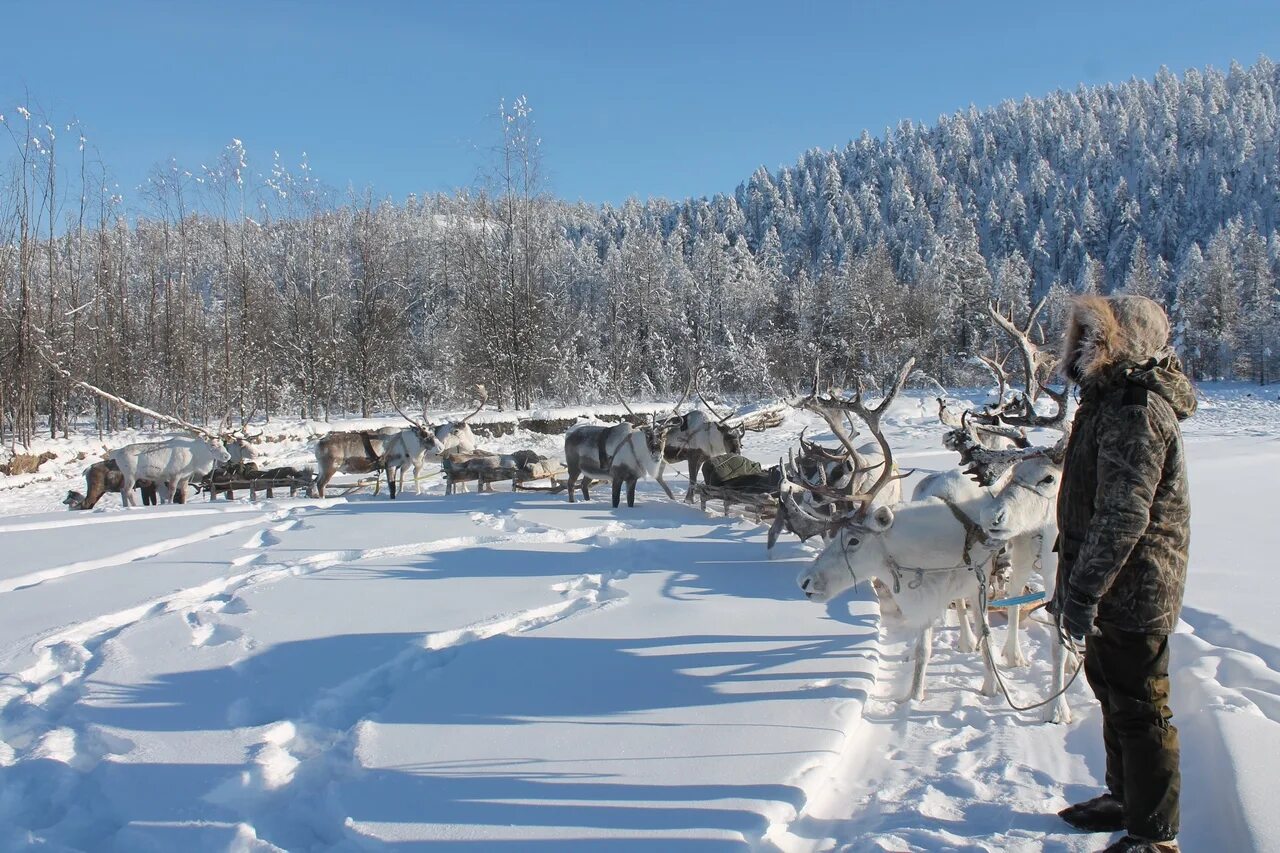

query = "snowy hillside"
[1, 385, 1278, 851]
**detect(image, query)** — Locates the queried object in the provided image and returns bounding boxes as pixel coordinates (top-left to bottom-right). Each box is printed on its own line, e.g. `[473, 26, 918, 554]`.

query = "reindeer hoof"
[1003, 650, 1030, 668]
[1043, 701, 1072, 725]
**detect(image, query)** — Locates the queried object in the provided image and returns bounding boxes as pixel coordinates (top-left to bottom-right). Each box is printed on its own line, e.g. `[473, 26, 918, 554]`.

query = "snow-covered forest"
[3, 59, 1280, 446]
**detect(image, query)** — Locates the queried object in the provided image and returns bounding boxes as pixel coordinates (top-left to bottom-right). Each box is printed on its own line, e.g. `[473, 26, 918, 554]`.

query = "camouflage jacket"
[1055, 354, 1196, 634]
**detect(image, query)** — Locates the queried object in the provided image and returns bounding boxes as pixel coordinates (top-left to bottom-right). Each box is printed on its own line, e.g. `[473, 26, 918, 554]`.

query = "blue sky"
[4, 1, 1279, 207]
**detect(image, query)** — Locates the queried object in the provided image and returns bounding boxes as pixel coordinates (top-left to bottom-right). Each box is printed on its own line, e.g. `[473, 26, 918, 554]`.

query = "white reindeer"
[109, 436, 233, 506]
[386, 383, 484, 495]
[913, 460, 1060, 664]
[798, 451, 1069, 708]
[791, 359, 1072, 719]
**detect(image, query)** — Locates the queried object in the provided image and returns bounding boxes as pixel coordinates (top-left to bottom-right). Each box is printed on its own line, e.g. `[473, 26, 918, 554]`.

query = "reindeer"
[64, 459, 160, 509]
[799, 440, 1070, 716]
[922, 299, 1073, 685]
[314, 427, 401, 498]
[109, 436, 233, 506]
[564, 417, 678, 508]
[658, 372, 745, 501]
[385, 383, 486, 496]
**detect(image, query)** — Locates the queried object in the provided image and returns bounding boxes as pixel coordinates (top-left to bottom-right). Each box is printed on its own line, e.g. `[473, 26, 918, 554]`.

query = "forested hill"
[576, 57, 1280, 384]
[3, 60, 1279, 441]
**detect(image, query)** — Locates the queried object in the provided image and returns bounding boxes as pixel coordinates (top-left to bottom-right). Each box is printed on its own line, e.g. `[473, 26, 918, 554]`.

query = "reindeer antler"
[791, 358, 914, 515]
[693, 366, 733, 424]
[389, 380, 428, 430]
[989, 297, 1055, 402]
[967, 298, 1071, 434]
[458, 385, 488, 425]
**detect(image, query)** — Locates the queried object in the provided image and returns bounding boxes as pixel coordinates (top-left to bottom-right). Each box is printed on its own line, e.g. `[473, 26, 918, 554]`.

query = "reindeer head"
[796, 506, 897, 603]
[693, 367, 747, 454]
[210, 440, 234, 466]
[979, 455, 1061, 540]
[643, 417, 679, 460]
[721, 423, 745, 454]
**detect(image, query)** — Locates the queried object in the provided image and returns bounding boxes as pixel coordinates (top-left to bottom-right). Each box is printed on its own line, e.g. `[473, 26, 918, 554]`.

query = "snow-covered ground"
[1, 386, 1278, 852]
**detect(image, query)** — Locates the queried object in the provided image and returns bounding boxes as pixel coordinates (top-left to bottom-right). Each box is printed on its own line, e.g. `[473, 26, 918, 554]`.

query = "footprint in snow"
[242, 529, 280, 550]
[185, 610, 245, 648]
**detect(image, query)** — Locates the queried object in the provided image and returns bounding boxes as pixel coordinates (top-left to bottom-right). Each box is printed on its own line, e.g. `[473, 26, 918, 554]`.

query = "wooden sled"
[693, 483, 779, 522]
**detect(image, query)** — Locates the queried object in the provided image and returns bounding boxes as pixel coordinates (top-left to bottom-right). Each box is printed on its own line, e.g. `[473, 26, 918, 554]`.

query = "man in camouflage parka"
[1050, 295, 1195, 853]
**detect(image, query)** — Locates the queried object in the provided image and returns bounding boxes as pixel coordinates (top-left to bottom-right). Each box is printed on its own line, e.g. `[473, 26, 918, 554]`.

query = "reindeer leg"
[1003, 605, 1029, 667]
[766, 510, 787, 556]
[685, 455, 698, 503]
[120, 470, 139, 507]
[1003, 537, 1032, 667]
[611, 476, 623, 508]
[955, 598, 978, 653]
[655, 468, 676, 501]
[1043, 630, 1074, 724]
[565, 465, 578, 503]
[627, 477, 637, 508]
[909, 623, 933, 702]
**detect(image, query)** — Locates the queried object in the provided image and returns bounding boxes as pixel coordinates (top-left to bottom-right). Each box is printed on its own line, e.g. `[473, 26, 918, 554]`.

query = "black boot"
[1059, 792, 1126, 832]
[1098, 836, 1179, 852]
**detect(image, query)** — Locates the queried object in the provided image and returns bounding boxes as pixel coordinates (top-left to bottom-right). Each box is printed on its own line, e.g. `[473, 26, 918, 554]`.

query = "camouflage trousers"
[1084, 626, 1180, 842]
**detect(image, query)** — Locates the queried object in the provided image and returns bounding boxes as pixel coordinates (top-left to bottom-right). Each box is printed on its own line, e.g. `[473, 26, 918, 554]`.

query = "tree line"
[3, 61, 1280, 447]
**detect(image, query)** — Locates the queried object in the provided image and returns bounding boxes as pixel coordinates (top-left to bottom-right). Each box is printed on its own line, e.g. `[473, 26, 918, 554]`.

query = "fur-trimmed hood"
[1062, 295, 1171, 380]
[1062, 294, 1196, 420]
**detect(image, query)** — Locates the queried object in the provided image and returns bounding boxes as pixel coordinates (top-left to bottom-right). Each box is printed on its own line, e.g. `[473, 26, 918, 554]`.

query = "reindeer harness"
[595, 427, 616, 471]
[832, 501, 1002, 597]
[359, 431, 386, 472]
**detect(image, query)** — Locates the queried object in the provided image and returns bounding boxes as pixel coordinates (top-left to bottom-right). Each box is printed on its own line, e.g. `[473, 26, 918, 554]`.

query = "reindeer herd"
[57, 299, 1077, 720]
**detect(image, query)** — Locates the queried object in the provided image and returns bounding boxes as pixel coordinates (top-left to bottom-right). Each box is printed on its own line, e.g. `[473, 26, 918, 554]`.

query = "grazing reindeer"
[64, 459, 159, 509]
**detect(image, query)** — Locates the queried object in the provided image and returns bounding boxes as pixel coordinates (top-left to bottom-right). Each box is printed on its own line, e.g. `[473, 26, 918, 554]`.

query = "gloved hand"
[1060, 587, 1101, 641]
